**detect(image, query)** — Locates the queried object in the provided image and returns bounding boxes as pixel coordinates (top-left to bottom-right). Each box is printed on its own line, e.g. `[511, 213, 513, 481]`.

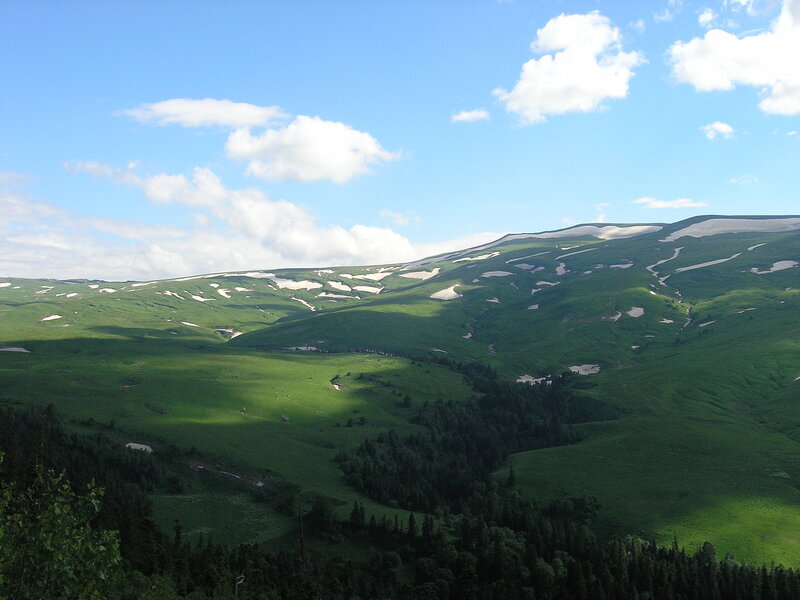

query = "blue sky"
[1, 0, 798, 279]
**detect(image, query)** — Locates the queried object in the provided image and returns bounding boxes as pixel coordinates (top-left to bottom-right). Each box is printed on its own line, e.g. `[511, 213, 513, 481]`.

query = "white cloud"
[701, 121, 735, 139]
[451, 109, 490, 122]
[1, 162, 495, 280]
[631, 19, 646, 33]
[226, 115, 400, 183]
[379, 209, 420, 226]
[728, 174, 759, 185]
[493, 11, 644, 124]
[66, 160, 143, 185]
[670, 0, 800, 115]
[633, 197, 709, 209]
[0, 170, 33, 186]
[595, 202, 609, 223]
[698, 7, 718, 27]
[123, 98, 287, 128]
[654, 0, 685, 22]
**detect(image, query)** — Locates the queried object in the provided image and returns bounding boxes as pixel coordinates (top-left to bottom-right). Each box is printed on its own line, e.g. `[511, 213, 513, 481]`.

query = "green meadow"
[2, 217, 800, 563]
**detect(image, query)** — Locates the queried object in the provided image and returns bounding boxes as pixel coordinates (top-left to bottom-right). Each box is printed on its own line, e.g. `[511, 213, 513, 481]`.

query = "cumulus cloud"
[451, 109, 490, 123]
[379, 209, 420, 226]
[701, 121, 735, 139]
[123, 98, 287, 128]
[0, 162, 499, 280]
[670, 0, 800, 115]
[633, 197, 709, 209]
[493, 11, 644, 123]
[226, 115, 400, 183]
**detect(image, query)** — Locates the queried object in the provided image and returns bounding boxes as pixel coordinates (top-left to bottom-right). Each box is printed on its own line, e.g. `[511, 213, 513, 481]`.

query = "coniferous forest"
[3, 361, 800, 599]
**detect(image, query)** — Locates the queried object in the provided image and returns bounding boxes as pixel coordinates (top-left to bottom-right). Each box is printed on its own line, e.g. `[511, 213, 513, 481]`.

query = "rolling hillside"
[2, 214, 799, 563]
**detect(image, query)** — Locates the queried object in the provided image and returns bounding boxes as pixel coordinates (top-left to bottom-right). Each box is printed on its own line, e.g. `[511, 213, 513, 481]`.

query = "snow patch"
[290, 297, 316, 311]
[750, 261, 798, 274]
[0, 347, 30, 353]
[40, 315, 62, 322]
[271, 277, 323, 290]
[66, 293, 78, 298]
[557, 247, 600, 259]
[662, 218, 800, 242]
[513, 263, 536, 270]
[536, 281, 559, 286]
[555, 263, 567, 275]
[569, 364, 601, 375]
[316, 292, 359, 299]
[164, 290, 185, 300]
[507, 251, 550, 263]
[453, 252, 501, 263]
[626, 307, 644, 318]
[187, 292, 214, 302]
[430, 285, 462, 300]
[0, 282, 11, 288]
[216, 288, 232, 298]
[486, 297, 501, 303]
[125, 443, 153, 453]
[659, 318, 675, 324]
[328, 280, 352, 292]
[532, 225, 661, 240]
[234, 287, 252, 292]
[352, 285, 383, 294]
[646, 247, 683, 275]
[353, 272, 392, 282]
[516, 374, 552, 385]
[748, 243, 767, 251]
[400, 268, 440, 280]
[673, 253, 742, 274]
[528, 304, 539, 310]
[698, 320, 716, 327]
[180, 321, 200, 327]
[481, 271, 513, 277]
[610, 262, 634, 269]
[431, 347, 448, 353]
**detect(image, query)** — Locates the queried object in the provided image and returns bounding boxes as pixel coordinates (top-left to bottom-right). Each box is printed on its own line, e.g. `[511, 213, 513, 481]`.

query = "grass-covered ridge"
[2, 215, 800, 563]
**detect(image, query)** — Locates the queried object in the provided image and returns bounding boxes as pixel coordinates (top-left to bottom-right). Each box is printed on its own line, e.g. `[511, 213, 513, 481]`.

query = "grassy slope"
[0, 283, 472, 544]
[232, 223, 800, 564]
[2, 217, 799, 563]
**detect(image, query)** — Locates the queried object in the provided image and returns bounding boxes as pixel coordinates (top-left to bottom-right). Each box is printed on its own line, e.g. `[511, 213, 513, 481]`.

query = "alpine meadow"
[2, 1, 800, 598]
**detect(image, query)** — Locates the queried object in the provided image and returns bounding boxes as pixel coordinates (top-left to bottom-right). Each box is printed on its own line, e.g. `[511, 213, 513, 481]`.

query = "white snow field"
[662, 217, 800, 242]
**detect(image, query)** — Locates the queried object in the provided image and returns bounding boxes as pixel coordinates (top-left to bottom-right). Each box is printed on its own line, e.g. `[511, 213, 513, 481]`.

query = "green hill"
[2, 215, 799, 563]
